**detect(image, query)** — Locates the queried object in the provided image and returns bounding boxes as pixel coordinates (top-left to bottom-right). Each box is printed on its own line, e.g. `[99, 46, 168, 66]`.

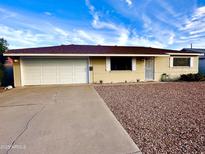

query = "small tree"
[0, 38, 9, 86]
[0, 38, 8, 52]
[0, 38, 8, 62]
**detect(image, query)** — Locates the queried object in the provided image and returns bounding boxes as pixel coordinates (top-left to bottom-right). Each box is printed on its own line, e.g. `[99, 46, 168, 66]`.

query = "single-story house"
[4, 45, 203, 87]
[182, 48, 205, 75]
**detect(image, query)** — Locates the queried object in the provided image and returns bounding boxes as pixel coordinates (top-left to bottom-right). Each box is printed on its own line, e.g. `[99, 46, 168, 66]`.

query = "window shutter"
[106, 57, 111, 71]
[190, 57, 194, 67]
[170, 57, 173, 68]
[132, 57, 136, 71]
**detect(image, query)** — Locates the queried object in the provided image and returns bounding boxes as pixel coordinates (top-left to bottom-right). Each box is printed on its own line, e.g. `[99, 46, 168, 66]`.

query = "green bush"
[180, 73, 205, 81]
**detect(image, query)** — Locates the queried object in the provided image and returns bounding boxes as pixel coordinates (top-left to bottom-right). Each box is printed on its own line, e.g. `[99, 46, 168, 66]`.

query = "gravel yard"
[95, 82, 205, 153]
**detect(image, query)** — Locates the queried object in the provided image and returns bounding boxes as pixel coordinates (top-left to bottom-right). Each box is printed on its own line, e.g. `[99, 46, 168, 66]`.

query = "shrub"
[180, 73, 205, 81]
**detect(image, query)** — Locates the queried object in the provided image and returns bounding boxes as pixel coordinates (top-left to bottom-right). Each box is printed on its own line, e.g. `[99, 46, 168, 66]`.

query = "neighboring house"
[0, 56, 13, 86]
[182, 48, 205, 75]
[3, 57, 14, 86]
[4, 45, 203, 87]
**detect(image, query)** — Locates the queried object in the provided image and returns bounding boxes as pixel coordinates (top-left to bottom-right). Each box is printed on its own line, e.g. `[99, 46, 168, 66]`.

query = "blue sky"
[0, 0, 205, 49]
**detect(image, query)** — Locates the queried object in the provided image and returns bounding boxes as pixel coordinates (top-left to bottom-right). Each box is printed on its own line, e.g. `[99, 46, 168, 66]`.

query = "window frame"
[172, 57, 191, 67]
[110, 57, 132, 71]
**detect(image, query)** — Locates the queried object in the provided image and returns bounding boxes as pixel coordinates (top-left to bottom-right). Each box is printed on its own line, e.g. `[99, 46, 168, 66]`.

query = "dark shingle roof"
[182, 48, 205, 53]
[4, 44, 203, 55]
[182, 48, 205, 58]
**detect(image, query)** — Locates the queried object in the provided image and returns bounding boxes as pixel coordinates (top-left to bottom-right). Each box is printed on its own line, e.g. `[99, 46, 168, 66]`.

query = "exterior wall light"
[14, 59, 19, 63]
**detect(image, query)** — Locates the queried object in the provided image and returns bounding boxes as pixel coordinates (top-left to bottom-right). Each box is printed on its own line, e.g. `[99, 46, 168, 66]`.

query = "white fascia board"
[3, 53, 169, 57]
[167, 53, 203, 56]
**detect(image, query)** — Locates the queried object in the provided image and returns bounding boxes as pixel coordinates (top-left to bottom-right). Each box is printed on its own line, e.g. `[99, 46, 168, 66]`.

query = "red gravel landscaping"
[95, 82, 205, 154]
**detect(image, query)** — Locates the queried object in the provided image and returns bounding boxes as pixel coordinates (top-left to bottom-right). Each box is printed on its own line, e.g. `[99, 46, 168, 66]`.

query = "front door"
[145, 57, 154, 81]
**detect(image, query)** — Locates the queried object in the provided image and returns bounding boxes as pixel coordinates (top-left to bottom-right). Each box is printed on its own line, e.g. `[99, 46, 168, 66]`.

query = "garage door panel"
[22, 58, 88, 85]
[58, 62, 73, 83]
[59, 70, 73, 83]
[42, 63, 58, 84]
[73, 61, 87, 83]
[22, 60, 41, 85]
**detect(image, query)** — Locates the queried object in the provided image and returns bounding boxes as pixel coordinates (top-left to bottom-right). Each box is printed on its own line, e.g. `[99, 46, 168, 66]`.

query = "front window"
[173, 57, 191, 67]
[111, 57, 132, 70]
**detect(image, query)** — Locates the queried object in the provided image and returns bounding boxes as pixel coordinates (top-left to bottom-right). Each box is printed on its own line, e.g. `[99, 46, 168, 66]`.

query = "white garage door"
[21, 58, 88, 85]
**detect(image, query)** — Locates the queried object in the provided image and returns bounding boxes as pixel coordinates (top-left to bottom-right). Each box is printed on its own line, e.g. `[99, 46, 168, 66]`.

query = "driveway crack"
[6, 105, 45, 154]
[52, 90, 59, 104]
[0, 103, 40, 108]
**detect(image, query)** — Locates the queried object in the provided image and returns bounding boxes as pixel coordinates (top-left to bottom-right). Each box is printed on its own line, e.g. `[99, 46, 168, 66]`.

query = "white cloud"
[44, 12, 52, 16]
[86, 0, 122, 31]
[141, 14, 176, 46]
[92, 13, 119, 31]
[168, 33, 175, 45]
[157, 0, 177, 16]
[194, 6, 205, 18]
[173, 6, 205, 48]
[181, 6, 205, 34]
[123, 33, 164, 48]
[85, 0, 163, 47]
[0, 8, 17, 19]
[53, 27, 69, 36]
[75, 30, 106, 44]
[118, 29, 129, 45]
[125, 0, 132, 6]
[0, 4, 166, 49]
[0, 22, 164, 49]
[0, 25, 54, 48]
[85, 0, 131, 44]
[0, 23, 107, 48]
[85, 0, 159, 47]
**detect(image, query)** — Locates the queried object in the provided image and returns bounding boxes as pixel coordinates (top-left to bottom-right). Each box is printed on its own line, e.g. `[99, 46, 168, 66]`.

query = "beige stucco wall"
[13, 58, 22, 87]
[90, 56, 199, 83]
[155, 56, 199, 81]
[90, 57, 144, 83]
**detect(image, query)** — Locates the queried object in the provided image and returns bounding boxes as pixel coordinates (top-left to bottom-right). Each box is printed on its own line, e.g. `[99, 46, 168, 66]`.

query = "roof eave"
[3, 53, 170, 57]
[167, 52, 203, 56]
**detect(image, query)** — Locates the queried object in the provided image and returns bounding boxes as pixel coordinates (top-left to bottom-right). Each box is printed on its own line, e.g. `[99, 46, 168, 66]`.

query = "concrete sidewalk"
[0, 85, 141, 154]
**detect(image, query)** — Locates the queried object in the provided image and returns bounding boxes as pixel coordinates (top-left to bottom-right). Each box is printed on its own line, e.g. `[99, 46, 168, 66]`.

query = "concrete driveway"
[0, 85, 141, 154]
